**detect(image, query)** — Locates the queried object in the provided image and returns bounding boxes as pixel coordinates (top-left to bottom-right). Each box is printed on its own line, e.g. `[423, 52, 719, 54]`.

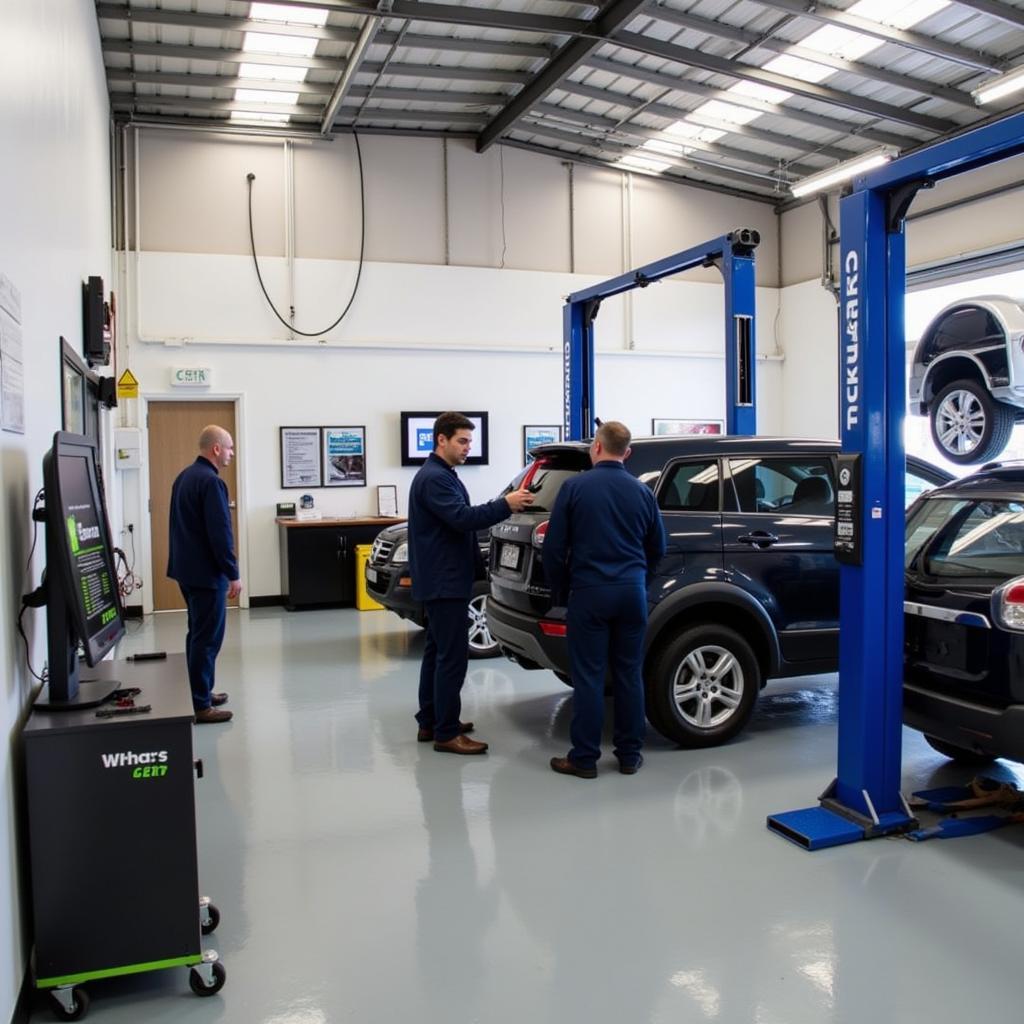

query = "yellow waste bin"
[355, 544, 384, 611]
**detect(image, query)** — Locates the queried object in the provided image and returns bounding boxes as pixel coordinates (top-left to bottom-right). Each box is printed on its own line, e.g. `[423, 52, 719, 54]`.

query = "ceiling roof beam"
[644, 5, 977, 108]
[321, 5, 384, 134]
[746, 0, 1005, 73]
[613, 30, 957, 133]
[583, 54, 911, 148]
[556, 80, 851, 161]
[476, 0, 650, 151]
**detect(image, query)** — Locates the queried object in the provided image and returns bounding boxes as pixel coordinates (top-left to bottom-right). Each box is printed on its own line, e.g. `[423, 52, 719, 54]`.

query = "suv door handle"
[738, 531, 779, 548]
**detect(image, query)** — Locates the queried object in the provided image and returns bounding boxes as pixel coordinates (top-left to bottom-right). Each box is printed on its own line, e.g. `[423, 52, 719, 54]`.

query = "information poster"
[323, 426, 366, 487]
[280, 427, 322, 488]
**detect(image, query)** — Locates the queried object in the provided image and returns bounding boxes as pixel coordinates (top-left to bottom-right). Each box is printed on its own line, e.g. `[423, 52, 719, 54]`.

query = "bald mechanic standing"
[542, 421, 666, 777]
[168, 425, 243, 724]
[409, 411, 533, 754]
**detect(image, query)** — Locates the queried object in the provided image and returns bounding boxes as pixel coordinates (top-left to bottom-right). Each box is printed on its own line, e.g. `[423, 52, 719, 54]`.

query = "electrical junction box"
[114, 428, 142, 470]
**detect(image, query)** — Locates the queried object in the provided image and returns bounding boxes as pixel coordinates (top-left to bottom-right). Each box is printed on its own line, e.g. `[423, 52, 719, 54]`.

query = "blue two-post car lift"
[769, 110, 1024, 851]
[562, 228, 762, 441]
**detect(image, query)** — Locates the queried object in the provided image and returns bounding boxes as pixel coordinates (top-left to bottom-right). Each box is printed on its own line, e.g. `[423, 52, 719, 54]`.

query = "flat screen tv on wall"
[400, 411, 489, 467]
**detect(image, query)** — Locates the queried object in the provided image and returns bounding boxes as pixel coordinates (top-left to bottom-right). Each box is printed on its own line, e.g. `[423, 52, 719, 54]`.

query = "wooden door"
[148, 401, 239, 611]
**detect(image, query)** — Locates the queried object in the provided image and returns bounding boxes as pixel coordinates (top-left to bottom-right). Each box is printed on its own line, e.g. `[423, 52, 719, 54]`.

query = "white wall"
[0, 2, 112, 1019]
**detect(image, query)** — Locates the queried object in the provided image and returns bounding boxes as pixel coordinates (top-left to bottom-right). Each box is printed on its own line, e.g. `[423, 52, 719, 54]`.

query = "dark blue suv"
[487, 436, 951, 749]
[904, 462, 1024, 764]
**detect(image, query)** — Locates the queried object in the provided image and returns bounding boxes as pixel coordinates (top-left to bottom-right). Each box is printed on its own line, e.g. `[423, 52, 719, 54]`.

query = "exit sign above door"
[171, 367, 212, 387]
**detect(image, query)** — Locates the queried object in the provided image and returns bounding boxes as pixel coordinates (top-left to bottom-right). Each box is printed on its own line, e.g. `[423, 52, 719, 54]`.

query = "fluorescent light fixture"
[614, 154, 671, 174]
[239, 62, 308, 82]
[243, 32, 319, 57]
[250, 3, 329, 26]
[230, 110, 291, 123]
[790, 147, 897, 197]
[973, 63, 1024, 105]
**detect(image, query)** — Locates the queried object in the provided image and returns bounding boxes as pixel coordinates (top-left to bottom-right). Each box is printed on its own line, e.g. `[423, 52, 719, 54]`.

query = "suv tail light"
[539, 620, 567, 637]
[994, 576, 1024, 631]
[532, 520, 549, 547]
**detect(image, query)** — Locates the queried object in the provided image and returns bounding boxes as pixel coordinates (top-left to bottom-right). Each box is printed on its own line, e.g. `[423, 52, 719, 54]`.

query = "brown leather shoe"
[550, 756, 597, 779]
[195, 707, 233, 724]
[433, 734, 488, 755]
[211, 693, 229, 706]
[417, 721, 474, 742]
[617, 754, 644, 775]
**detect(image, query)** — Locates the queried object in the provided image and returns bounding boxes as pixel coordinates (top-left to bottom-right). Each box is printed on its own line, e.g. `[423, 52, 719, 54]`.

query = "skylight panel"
[614, 154, 670, 174]
[239, 62, 308, 82]
[690, 100, 762, 126]
[642, 139, 689, 158]
[848, 0, 950, 30]
[797, 24, 879, 63]
[763, 53, 834, 84]
[728, 81, 792, 106]
[235, 89, 299, 105]
[243, 33, 319, 57]
[664, 121, 726, 144]
[250, 3, 330, 27]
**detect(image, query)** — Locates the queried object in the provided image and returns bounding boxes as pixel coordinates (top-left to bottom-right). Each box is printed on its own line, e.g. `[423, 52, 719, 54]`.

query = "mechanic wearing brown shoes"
[408, 412, 533, 754]
[168, 425, 242, 725]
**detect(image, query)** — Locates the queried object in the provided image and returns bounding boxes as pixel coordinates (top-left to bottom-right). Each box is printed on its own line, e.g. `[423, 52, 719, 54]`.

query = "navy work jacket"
[542, 460, 666, 601]
[408, 453, 510, 602]
[167, 456, 239, 589]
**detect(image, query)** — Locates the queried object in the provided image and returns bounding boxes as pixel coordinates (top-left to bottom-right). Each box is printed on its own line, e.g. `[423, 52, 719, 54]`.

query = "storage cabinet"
[278, 517, 402, 610]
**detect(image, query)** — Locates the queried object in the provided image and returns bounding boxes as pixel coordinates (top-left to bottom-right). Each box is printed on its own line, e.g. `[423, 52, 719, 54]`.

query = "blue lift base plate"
[767, 807, 866, 850]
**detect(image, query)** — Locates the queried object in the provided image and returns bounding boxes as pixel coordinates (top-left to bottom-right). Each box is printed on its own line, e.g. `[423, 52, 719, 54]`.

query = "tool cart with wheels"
[23, 655, 226, 1020]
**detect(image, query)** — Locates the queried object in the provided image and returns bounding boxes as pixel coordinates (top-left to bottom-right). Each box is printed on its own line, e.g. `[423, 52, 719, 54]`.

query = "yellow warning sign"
[116, 369, 139, 399]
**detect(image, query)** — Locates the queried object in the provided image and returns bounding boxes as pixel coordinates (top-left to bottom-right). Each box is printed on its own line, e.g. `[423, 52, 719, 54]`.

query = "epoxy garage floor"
[34, 606, 1024, 1023]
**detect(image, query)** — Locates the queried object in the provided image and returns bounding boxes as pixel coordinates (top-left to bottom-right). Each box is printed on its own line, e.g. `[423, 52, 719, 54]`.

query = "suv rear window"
[906, 497, 1024, 579]
[501, 450, 592, 512]
[659, 461, 721, 511]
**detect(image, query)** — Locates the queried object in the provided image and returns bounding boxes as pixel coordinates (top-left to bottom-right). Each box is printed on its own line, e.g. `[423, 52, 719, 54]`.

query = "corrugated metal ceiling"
[96, 0, 1024, 202]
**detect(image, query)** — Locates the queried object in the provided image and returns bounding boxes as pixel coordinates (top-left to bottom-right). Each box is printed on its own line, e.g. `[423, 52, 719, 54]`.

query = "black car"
[908, 296, 1024, 465]
[364, 524, 498, 658]
[487, 436, 951, 749]
[904, 463, 1024, 764]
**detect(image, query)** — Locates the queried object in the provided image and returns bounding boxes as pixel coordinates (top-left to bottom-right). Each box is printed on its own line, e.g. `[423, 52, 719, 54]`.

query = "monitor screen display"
[400, 411, 489, 466]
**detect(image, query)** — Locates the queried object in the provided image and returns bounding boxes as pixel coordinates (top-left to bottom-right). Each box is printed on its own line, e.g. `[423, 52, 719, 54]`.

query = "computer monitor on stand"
[35, 432, 125, 710]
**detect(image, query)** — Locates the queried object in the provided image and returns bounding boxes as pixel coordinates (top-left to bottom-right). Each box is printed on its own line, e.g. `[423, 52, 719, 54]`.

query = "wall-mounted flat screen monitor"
[39, 432, 124, 708]
[400, 411, 489, 467]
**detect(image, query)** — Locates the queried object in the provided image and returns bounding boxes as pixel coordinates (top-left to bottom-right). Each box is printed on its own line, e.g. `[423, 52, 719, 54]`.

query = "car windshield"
[906, 497, 1024, 579]
[501, 451, 591, 513]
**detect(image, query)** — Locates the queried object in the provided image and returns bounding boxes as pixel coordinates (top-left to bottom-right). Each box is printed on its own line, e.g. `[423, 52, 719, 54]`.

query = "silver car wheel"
[935, 388, 986, 456]
[467, 593, 496, 654]
[672, 644, 744, 730]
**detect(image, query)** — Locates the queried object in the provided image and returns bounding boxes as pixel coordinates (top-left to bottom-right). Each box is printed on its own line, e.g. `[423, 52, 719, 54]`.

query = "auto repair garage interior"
[5, 1, 1024, 1022]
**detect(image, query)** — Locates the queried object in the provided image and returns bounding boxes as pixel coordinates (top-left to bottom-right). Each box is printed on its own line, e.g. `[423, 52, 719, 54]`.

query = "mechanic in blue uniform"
[409, 411, 533, 754]
[168, 425, 242, 724]
[542, 420, 666, 777]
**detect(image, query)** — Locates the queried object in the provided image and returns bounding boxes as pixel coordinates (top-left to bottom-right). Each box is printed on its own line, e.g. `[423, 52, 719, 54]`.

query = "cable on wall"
[246, 132, 366, 338]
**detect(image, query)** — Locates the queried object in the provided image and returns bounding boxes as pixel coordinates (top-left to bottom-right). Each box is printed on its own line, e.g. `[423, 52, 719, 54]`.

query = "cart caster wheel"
[50, 986, 89, 1021]
[189, 960, 226, 997]
[199, 899, 220, 934]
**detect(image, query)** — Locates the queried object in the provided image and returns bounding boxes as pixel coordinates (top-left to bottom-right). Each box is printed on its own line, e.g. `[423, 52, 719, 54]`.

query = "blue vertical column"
[832, 186, 911, 827]
[721, 249, 757, 436]
[562, 299, 594, 442]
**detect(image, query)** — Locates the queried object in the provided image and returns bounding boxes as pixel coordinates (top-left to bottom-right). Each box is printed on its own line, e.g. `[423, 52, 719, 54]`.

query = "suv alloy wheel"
[930, 378, 1015, 465]
[467, 582, 498, 659]
[646, 624, 762, 747]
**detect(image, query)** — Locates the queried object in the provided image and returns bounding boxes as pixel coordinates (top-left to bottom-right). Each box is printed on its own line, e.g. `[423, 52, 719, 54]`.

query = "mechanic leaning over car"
[408, 411, 533, 755]
[542, 420, 667, 779]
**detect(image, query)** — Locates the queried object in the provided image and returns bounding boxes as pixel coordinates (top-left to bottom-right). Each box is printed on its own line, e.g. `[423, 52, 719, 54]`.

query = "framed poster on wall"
[280, 426, 322, 488]
[651, 418, 724, 436]
[400, 411, 489, 466]
[322, 426, 367, 487]
[523, 424, 562, 462]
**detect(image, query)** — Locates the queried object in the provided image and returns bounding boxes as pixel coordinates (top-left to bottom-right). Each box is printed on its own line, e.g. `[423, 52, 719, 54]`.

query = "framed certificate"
[322, 426, 367, 487]
[377, 484, 398, 517]
[280, 426, 322, 488]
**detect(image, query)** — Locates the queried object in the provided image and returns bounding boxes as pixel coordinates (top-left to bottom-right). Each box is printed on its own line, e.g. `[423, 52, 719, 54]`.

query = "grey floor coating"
[30, 606, 1024, 1023]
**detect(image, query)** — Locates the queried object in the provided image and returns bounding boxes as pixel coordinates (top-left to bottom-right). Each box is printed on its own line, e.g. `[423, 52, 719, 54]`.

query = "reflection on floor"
[37, 606, 1023, 1023]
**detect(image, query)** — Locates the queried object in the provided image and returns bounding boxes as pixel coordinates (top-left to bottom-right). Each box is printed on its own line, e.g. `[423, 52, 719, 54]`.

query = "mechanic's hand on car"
[227, 579, 244, 600]
[505, 488, 534, 512]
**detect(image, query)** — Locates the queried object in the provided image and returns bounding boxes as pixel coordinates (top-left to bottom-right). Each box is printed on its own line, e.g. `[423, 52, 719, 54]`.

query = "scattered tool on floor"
[906, 776, 1024, 841]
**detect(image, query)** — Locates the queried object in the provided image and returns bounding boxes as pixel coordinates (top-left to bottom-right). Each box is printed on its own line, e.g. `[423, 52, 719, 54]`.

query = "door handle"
[738, 531, 779, 548]
[228, 500, 237, 509]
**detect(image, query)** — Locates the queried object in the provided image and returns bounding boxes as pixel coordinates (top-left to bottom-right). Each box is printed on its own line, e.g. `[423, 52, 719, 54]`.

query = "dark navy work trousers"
[417, 598, 469, 742]
[179, 581, 228, 711]
[567, 582, 647, 768]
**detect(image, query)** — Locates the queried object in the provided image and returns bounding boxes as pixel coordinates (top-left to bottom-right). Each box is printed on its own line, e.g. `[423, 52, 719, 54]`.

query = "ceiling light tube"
[790, 146, 898, 198]
[973, 63, 1024, 105]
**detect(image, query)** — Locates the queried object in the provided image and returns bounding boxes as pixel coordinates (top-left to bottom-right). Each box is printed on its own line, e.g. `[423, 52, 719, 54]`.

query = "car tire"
[929, 378, 1015, 465]
[923, 734, 995, 765]
[646, 624, 761, 748]
[467, 582, 499, 659]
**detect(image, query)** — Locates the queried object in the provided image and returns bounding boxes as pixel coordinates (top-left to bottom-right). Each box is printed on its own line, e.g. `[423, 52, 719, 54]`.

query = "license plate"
[499, 543, 521, 570]
[366, 567, 378, 583]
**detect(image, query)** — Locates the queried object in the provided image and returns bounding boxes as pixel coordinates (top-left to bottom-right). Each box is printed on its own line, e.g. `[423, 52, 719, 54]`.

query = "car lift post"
[768, 111, 1024, 851]
[561, 228, 761, 441]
